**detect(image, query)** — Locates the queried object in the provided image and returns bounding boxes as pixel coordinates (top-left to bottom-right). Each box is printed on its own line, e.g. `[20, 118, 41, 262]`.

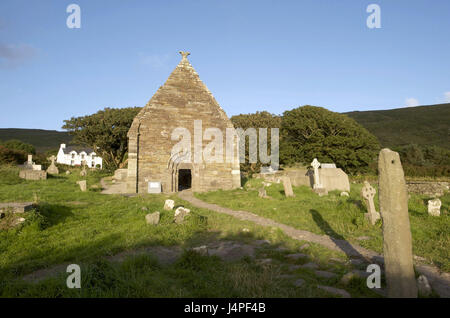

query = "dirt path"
[178, 190, 450, 298]
[100, 177, 128, 195]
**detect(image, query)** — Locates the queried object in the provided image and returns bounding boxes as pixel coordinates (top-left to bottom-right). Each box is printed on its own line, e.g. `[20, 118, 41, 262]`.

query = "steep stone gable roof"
[128, 52, 233, 136]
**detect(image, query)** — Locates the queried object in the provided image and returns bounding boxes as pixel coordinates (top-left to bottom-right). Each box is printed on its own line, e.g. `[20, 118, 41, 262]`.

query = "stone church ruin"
[126, 51, 241, 193]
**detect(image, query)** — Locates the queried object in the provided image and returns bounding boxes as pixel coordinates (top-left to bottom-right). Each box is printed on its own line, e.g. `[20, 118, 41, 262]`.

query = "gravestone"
[311, 158, 322, 189]
[164, 199, 175, 210]
[378, 148, 417, 298]
[46, 155, 59, 175]
[77, 180, 87, 192]
[80, 163, 87, 177]
[427, 199, 441, 216]
[361, 181, 381, 225]
[311, 158, 327, 196]
[321, 163, 336, 169]
[145, 212, 160, 225]
[148, 181, 162, 193]
[19, 170, 47, 180]
[174, 207, 190, 224]
[258, 187, 268, 198]
[0, 202, 34, 213]
[281, 176, 295, 197]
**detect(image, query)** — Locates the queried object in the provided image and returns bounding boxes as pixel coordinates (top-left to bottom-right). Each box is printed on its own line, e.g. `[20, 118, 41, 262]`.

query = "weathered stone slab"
[319, 168, 350, 192]
[427, 199, 441, 216]
[282, 176, 295, 197]
[164, 199, 175, 211]
[174, 207, 190, 224]
[258, 187, 269, 198]
[378, 148, 417, 298]
[76, 180, 87, 192]
[19, 170, 47, 180]
[145, 212, 160, 225]
[0, 202, 34, 213]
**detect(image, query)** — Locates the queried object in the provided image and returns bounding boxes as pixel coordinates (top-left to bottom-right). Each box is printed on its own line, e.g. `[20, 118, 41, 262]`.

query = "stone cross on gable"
[179, 51, 190, 61]
[311, 158, 322, 189]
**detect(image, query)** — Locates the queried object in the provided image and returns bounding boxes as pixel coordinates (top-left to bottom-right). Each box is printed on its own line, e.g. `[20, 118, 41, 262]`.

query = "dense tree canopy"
[231, 111, 281, 173]
[62, 107, 142, 170]
[0, 139, 35, 154]
[280, 106, 380, 174]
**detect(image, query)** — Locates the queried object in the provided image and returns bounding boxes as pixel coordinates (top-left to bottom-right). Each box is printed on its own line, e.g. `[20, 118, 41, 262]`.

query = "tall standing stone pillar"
[378, 148, 417, 298]
[127, 122, 140, 193]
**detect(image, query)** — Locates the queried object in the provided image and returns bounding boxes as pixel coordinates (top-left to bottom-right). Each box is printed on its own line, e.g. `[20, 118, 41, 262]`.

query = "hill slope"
[0, 129, 72, 153]
[345, 103, 450, 149]
[1, 103, 449, 154]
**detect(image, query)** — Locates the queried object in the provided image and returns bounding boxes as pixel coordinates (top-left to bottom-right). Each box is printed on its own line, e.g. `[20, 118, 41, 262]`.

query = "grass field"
[197, 177, 450, 272]
[0, 165, 388, 298]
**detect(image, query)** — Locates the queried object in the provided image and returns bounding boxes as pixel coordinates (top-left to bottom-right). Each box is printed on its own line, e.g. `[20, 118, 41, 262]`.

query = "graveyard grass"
[197, 177, 450, 272]
[0, 165, 446, 297]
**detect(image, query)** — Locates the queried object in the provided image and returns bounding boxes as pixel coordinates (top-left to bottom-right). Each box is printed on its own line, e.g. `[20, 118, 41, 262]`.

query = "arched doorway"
[167, 151, 193, 192]
[178, 169, 192, 191]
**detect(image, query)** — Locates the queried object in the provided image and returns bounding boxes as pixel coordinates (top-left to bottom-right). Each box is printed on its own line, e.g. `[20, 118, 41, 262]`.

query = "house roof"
[62, 146, 95, 154]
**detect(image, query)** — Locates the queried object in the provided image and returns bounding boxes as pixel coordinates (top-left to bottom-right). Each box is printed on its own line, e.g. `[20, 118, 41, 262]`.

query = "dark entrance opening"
[178, 169, 192, 191]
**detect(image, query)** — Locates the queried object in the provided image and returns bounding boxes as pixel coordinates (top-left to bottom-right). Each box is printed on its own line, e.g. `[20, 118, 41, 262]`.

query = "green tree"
[1, 139, 35, 154]
[62, 107, 142, 170]
[231, 111, 281, 173]
[280, 105, 380, 174]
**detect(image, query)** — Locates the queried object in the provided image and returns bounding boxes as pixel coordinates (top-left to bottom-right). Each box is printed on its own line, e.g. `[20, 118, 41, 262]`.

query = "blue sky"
[1, 0, 449, 130]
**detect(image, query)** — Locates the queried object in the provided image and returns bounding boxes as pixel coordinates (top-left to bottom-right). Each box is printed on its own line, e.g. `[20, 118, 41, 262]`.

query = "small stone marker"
[77, 180, 87, 192]
[427, 198, 441, 216]
[66, 170, 71, 175]
[378, 148, 417, 298]
[340, 191, 349, 197]
[192, 245, 208, 255]
[148, 181, 162, 194]
[281, 176, 295, 197]
[145, 212, 160, 225]
[417, 275, 432, 296]
[164, 199, 175, 211]
[361, 181, 381, 225]
[258, 187, 269, 198]
[174, 206, 190, 224]
[46, 155, 59, 175]
[12, 217, 26, 226]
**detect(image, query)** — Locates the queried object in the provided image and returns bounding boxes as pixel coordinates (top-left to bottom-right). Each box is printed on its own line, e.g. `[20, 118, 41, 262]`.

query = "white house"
[56, 144, 103, 169]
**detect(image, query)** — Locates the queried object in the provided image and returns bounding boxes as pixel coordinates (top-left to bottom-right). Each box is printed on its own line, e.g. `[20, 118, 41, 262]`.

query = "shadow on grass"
[38, 203, 74, 229]
[309, 209, 365, 260]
